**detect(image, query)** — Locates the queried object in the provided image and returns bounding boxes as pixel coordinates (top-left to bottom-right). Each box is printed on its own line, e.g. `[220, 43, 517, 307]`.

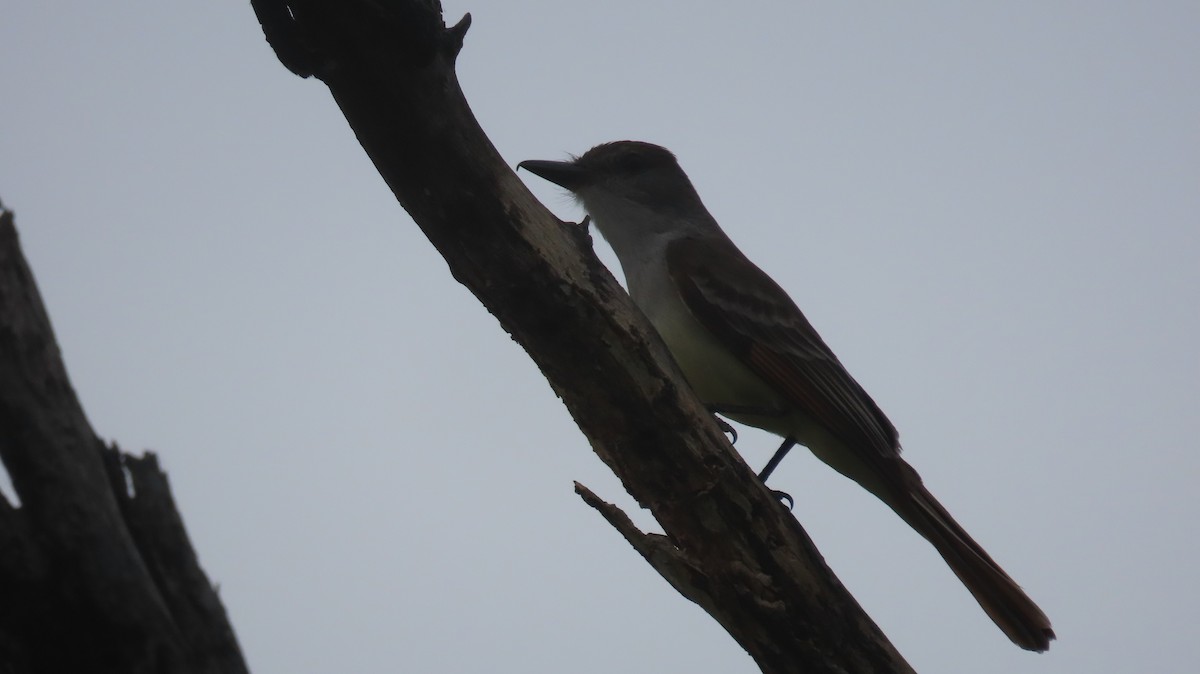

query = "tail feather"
[901, 482, 1055, 652]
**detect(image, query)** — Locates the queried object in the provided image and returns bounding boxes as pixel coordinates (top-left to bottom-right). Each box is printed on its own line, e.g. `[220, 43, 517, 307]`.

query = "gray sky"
[2, 2, 1198, 672]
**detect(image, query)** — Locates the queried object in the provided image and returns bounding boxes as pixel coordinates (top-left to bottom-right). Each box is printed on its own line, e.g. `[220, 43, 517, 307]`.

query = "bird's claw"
[771, 489, 795, 510]
[712, 416, 738, 445]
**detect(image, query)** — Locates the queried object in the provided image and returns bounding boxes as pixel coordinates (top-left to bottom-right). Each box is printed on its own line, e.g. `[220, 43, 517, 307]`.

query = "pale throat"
[579, 192, 790, 430]
[580, 191, 709, 267]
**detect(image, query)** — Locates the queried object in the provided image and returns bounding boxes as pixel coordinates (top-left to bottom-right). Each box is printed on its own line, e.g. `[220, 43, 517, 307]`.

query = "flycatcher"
[519, 141, 1054, 652]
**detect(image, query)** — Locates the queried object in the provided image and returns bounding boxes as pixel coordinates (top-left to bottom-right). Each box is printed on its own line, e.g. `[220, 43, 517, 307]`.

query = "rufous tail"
[899, 481, 1055, 652]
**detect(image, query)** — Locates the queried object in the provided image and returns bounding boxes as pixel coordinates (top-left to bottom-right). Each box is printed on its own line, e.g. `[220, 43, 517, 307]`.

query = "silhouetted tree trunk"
[249, 2, 915, 672]
[0, 204, 248, 674]
[0, 2, 921, 671]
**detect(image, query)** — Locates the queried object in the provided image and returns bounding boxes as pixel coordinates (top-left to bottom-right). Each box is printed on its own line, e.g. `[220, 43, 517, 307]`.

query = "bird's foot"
[709, 413, 738, 445]
[770, 489, 795, 510]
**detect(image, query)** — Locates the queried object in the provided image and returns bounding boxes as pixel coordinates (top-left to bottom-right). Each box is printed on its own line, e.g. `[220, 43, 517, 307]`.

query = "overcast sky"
[2, 2, 1198, 672]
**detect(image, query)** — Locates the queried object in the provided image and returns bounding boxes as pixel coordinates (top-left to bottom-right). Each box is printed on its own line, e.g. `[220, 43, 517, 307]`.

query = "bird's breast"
[628, 263, 789, 433]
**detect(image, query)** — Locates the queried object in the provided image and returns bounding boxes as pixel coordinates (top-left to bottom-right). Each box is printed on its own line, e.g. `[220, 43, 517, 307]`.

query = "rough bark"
[0, 204, 247, 674]
[250, 2, 916, 672]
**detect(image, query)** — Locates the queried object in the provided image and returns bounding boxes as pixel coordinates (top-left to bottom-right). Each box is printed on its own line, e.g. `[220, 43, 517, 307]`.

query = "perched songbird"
[519, 141, 1054, 652]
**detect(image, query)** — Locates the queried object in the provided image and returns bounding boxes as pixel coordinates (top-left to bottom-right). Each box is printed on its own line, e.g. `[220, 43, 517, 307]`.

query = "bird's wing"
[666, 235, 900, 459]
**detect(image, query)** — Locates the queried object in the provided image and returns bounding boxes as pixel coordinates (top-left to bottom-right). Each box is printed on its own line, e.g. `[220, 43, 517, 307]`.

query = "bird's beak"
[517, 159, 591, 191]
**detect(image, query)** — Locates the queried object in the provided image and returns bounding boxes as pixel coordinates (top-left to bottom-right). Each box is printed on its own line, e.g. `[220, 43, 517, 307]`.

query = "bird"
[518, 140, 1055, 652]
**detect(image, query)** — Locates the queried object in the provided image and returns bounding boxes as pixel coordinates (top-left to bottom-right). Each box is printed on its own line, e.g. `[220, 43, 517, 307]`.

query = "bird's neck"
[581, 193, 720, 273]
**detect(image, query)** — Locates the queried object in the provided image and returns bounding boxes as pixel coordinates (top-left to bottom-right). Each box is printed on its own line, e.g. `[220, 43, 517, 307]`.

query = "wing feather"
[666, 236, 900, 459]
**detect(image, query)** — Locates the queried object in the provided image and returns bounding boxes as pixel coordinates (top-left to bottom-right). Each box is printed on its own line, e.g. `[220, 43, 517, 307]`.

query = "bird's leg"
[758, 436, 796, 483]
[707, 402, 798, 509]
[759, 436, 797, 510]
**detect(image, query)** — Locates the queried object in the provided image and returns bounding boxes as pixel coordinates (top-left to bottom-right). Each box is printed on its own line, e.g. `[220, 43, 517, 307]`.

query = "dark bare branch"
[253, 2, 916, 672]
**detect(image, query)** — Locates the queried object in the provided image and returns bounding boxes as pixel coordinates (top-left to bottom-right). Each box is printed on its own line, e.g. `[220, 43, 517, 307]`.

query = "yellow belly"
[648, 294, 892, 501]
